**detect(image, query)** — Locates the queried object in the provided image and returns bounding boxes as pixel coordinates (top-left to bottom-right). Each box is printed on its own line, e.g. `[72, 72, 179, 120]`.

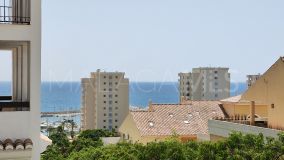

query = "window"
[109, 76, 112, 79]
[115, 126, 118, 128]
[115, 95, 118, 97]
[104, 82, 106, 85]
[214, 71, 218, 74]
[109, 107, 112, 111]
[115, 101, 118, 104]
[0, 51, 12, 96]
[115, 107, 118, 110]
[184, 120, 189, 124]
[109, 113, 112, 116]
[103, 95, 106, 97]
[104, 101, 106, 104]
[104, 76, 106, 79]
[0, 0, 31, 25]
[104, 113, 106, 116]
[109, 82, 112, 86]
[109, 101, 112, 104]
[109, 88, 112, 91]
[271, 104, 275, 109]
[115, 113, 118, 116]
[115, 119, 118, 122]
[103, 126, 106, 128]
[109, 94, 112, 98]
[0, 42, 31, 111]
[115, 76, 118, 79]
[103, 120, 106, 122]
[103, 107, 106, 110]
[148, 121, 154, 127]
[214, 77, 218, 80]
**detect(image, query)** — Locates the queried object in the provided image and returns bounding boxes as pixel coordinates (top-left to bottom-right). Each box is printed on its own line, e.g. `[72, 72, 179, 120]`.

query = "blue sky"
[1, 0, 284, 82]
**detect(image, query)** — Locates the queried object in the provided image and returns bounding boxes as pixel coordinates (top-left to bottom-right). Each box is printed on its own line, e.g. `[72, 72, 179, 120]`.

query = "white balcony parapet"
[208, 119, 282, 139]
[0, 111, 31, 139]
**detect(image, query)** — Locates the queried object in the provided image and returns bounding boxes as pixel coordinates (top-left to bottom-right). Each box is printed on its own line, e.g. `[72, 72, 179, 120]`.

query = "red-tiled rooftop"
[130, 101, 224, 137]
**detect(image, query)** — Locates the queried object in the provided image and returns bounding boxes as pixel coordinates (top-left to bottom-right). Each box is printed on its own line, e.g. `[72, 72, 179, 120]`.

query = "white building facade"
[0, 0, 41, 159]
[81, 70, 129, 131]
[179, 67, 230, 101]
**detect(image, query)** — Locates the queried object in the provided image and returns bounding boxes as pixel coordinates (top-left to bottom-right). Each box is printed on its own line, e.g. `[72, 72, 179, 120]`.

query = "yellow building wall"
[242, 58, 284, 128]
[118, 113, 142, 143]
[119, 113, 197, 144]
[223, 103, 268, 117]
[139, 135, 196, 144]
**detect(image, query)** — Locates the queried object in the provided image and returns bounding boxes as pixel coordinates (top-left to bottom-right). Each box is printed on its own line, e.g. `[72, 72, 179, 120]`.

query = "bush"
[42, 130, 284, 160]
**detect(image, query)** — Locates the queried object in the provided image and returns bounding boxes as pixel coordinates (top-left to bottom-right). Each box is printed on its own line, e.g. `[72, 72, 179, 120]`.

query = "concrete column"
[12, 48, 18, 101]
[250, 101, 255, 125]
[11, 43, 29, 102]
[21, 43, 29, 101]
[148, 99, 153, 111]
[15, 45, 23, 101]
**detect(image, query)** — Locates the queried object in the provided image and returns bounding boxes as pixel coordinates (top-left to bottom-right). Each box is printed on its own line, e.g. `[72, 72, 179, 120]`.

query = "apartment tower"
[247, 74, 261, 88]
[179, 67, 230, 101]
[0, 0, 41, 159]
[81, 70, 129, 131]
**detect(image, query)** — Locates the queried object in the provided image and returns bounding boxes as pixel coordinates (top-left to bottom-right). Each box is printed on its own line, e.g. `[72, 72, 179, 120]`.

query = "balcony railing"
[0, 96, 30, 111]
[213, 116, 284, 131]
[0, 0, 30, 24]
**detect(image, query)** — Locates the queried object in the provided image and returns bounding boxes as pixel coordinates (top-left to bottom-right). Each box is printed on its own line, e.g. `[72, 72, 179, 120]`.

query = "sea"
[0, 81, 247, 129]
[0, 81, 247, 112]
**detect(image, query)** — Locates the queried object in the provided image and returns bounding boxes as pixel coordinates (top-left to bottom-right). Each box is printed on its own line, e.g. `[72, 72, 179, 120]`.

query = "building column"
[250, 101, 255, 125]
[12, 43, 29, 101]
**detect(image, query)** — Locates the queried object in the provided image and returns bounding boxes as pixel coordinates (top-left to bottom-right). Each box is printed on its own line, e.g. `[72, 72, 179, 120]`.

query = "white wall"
[0, 112, 31, 140]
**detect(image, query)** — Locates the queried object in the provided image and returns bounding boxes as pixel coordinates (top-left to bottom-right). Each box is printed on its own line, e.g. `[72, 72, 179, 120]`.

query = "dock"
[41, 110, 81, 117]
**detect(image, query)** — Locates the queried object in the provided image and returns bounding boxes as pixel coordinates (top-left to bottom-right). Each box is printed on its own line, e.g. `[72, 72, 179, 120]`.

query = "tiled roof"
[130, 102, 224, 137]
[0, 139, 32, 151]
[220, 95, 242, 103]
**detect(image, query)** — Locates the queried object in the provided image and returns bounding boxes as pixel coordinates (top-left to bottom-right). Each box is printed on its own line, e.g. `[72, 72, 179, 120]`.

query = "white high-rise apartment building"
[81, 70, 129, 131]
[179, 67, 230, 101]
[247, 74, 261, 88]
[0, 0, 41, 159]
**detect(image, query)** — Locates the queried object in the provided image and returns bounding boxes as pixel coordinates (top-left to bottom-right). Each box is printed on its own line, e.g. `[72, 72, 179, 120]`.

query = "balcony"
[0, 41, 30, 112]
[208, 119, 282, 139]
[0, 96, 29, 111]
[0, 111, 31, 139]
[0, 0, 30, 24]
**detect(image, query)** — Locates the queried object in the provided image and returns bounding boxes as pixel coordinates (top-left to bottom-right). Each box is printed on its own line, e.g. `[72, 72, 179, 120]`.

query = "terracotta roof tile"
[0, 139, 32, 151]
[131, 101, 224, 136]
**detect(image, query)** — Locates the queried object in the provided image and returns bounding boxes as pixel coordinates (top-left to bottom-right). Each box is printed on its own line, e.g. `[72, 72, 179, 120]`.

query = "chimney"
[148, 99, 153, 112]
[250, 101, 255, 125]
[180, 96, 186, 104]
